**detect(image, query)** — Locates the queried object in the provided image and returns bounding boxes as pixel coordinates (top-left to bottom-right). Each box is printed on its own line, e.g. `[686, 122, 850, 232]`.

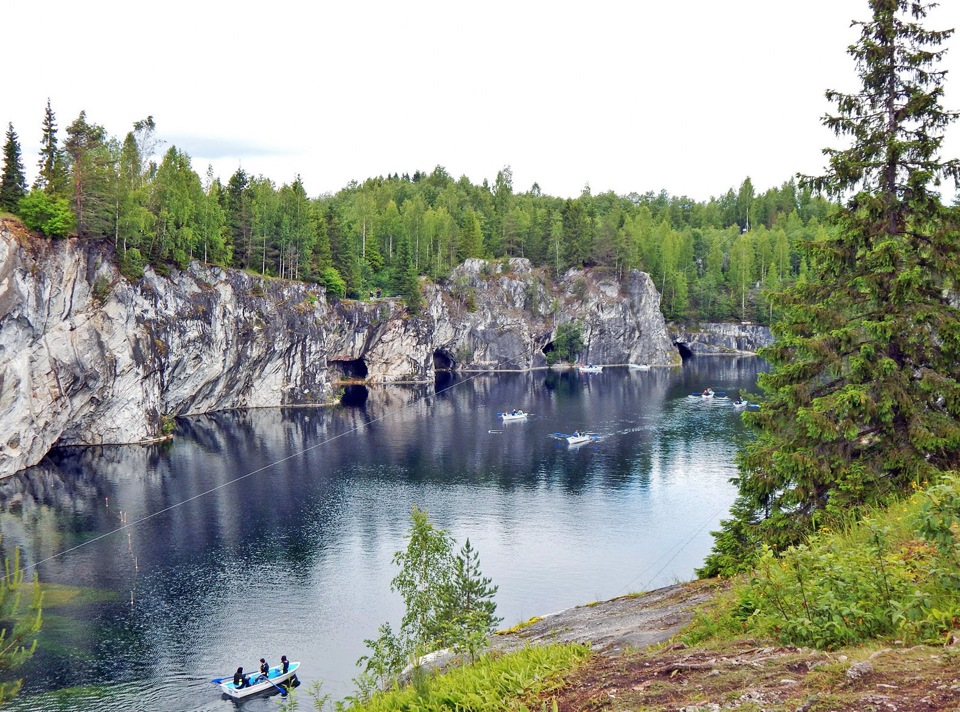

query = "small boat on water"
[733, 398, 748, 408]
[578, 364, 603, 373]
[628, 363, 651, 371]
[554, 431, 596, 446]
[498, 409, 528, 421]
[212, 661, 300, 699]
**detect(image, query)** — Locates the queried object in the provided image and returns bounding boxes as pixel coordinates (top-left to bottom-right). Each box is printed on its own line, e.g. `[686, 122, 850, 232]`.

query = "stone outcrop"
[670, 322, 773, 355]
[0, 222, 679, 477]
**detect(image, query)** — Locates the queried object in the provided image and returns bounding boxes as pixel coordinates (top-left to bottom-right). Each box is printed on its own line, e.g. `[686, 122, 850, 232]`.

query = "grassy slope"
[343, 476, 960, 711]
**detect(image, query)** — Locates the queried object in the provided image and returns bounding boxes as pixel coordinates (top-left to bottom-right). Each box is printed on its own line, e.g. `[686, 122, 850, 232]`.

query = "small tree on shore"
[358, 507, 500, 687]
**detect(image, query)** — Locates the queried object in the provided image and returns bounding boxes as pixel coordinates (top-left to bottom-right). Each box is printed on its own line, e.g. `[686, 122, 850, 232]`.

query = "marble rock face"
[0, 225, 677, 477]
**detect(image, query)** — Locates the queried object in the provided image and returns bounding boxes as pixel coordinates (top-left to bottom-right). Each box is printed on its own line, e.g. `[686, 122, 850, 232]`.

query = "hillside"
[491, 580, 960, 711]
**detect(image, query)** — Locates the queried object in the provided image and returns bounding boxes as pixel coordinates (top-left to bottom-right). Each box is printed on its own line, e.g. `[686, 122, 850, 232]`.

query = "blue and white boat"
[213, 661, 300, 699]
[578, 364, 603, 373]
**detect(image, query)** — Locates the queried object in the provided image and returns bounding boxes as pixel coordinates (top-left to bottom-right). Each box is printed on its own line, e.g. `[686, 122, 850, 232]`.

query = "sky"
[5, 1, 960, 202]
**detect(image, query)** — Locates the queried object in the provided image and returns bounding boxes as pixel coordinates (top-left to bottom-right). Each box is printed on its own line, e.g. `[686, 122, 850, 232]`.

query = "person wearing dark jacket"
[259, 658, 270, 679]
[233, 667, 247, 689]
[280, 655, 290, 674]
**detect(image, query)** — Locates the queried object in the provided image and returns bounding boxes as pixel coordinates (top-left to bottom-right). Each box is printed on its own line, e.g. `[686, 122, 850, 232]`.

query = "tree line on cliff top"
[1, 104, 832, 323]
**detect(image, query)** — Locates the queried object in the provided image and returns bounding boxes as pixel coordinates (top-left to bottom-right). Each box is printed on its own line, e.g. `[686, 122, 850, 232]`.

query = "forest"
[1, 102, 835, 324]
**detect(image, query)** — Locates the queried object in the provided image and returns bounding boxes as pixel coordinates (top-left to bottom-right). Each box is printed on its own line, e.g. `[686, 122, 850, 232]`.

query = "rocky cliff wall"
[670, 322, 774, 355]
[0, 223, 679, 477]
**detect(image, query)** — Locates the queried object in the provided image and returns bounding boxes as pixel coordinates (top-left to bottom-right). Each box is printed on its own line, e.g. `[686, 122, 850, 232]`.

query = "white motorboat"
[498, 410, 529, 421]
[554, 431, 595, 446]
[578, 364, 603, 373]
[213, 661, 300, 700]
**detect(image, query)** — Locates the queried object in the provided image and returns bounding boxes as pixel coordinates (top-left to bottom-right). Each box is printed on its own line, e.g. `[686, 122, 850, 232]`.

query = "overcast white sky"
[5, 1, 960, 201]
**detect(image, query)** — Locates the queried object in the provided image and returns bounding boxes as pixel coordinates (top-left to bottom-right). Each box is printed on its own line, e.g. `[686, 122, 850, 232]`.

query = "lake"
[0, 356, 766, 711]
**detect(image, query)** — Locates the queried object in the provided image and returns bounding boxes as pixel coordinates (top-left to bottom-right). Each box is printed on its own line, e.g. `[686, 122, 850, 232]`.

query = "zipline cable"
[22, 361, 507, 574]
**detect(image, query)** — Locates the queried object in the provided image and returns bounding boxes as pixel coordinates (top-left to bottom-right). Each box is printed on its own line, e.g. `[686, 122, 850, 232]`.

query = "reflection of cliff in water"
[0, 362, 766, 573]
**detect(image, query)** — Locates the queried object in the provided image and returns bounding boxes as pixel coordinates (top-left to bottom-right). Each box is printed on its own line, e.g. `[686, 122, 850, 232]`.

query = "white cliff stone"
[0, 222, 679, 477]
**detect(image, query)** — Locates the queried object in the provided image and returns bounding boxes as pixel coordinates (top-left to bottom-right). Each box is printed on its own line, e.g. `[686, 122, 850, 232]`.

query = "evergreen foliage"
[702, 0, 960, 575]
[6, 101, 836, 319]
[0, 124, 27, 212]
[33, 99, 67, 196]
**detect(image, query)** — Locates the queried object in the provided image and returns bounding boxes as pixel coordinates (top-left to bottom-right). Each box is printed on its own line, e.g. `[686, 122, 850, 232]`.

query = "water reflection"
[0, 357, 766, 710]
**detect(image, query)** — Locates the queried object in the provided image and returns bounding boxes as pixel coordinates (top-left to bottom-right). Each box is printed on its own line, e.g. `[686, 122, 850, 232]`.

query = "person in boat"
[259, 657, 270, 679]
[702, 388, 712, 396]
[281, 655, 290, 674]
[233, 667, 247, 689]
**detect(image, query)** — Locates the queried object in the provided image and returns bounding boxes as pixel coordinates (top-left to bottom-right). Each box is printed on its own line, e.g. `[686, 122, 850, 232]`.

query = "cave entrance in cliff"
[433, 350, 455, 371]
[330, 358, 368, 381]
[675, 342, 694, 360]
[340, 384, 369, 407]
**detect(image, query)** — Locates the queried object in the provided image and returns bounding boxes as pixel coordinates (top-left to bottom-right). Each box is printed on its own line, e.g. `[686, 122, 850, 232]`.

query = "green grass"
[342, 643, 590, 711]
[495, 616, 543, 635]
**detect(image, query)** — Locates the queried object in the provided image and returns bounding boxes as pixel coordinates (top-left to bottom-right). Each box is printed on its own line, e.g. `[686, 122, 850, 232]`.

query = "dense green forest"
[1, 103, 834, 323]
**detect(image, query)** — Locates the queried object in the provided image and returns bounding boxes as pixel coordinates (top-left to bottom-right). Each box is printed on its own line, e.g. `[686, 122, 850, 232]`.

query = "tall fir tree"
[0, 123, 27, 212]
[34, 99, 67, 196]
[702, 0, 960, 575]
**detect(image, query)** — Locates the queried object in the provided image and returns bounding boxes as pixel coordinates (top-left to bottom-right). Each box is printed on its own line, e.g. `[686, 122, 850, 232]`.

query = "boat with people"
[578, 364, 603, 373]
[554, 431, 596, 446]
[733, 398, 748, 408]
[498, 409, 528, 421]
[688, 388, 728, 400]
[212, 660, 300, 699]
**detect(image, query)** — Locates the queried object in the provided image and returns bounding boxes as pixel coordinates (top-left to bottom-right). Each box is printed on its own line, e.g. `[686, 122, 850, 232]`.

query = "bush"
[321, 266, 347, 298]
[700, 474, 960, 650]
[546, 321, 584, 365]
[119, 248, 145, 281]
[16, 191, 73, 237]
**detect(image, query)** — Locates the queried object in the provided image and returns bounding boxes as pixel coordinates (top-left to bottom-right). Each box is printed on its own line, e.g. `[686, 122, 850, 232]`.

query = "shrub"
[704, 474, 960, 649]
[16, 191, 73, 237]
[119, 248, 145, 281]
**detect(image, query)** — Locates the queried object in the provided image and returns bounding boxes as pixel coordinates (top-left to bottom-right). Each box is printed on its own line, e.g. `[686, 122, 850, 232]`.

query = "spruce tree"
[702, 0, 960, 574]
[34, 99, 66, 196]
[0, 123, 27, 212]
[438, 538, 501, 661]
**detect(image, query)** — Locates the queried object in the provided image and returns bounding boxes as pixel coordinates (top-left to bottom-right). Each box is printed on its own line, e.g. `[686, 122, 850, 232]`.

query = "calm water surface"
[0, 357, 766, 711]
